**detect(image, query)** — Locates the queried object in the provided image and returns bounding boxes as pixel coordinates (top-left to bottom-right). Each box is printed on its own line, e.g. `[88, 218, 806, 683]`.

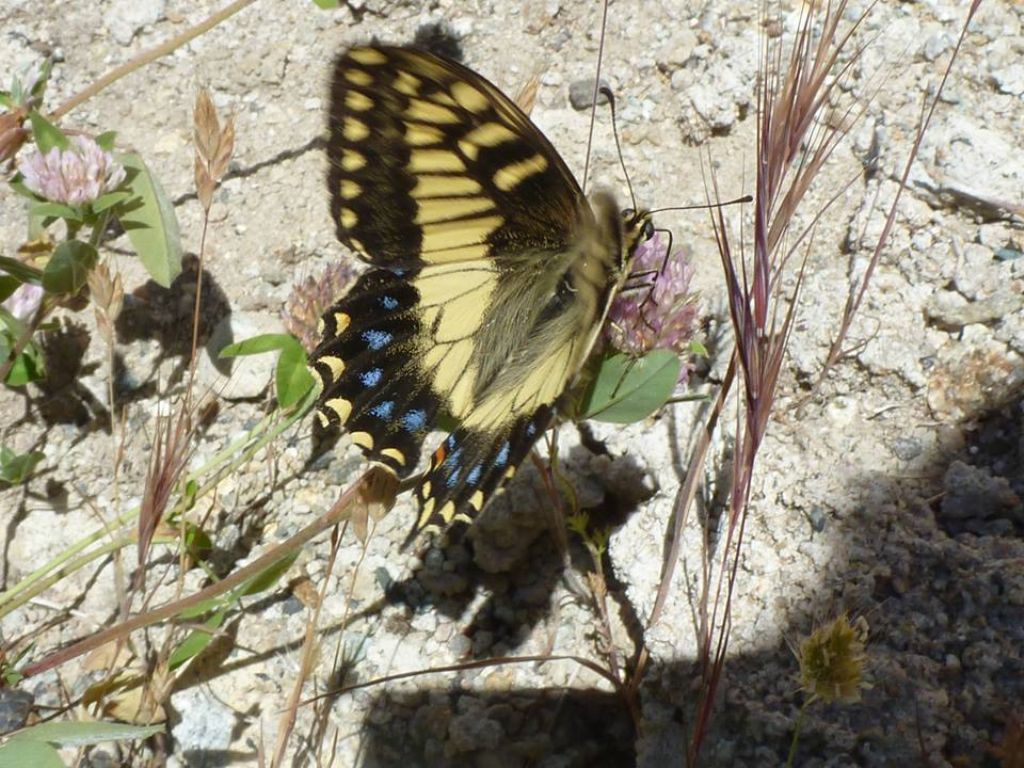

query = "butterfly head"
[623, 207, 654, 244]
[621, 207, 655, 274]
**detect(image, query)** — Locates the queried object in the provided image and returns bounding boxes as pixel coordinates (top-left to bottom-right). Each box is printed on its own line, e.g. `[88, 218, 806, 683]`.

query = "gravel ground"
[1, 1, 1022, 766]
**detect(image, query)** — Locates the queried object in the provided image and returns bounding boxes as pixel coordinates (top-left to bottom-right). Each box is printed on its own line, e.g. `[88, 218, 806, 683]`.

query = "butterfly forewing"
[327, 46, 584, 268]
[313, 45, 643, 537]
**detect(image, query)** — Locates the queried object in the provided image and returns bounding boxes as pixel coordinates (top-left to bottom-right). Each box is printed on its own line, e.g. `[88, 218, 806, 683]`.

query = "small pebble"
[0, 689, 33, 735]
[568, 77, 610, 111]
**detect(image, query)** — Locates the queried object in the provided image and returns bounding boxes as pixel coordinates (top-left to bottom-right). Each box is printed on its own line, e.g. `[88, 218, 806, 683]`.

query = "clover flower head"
[2, 279, 43, 323]
[606, 232, 700, 384]
[19, 135, 126, 206]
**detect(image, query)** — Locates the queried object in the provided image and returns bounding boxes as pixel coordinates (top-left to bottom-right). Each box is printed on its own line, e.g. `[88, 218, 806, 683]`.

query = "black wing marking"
[412, 405, 557, 535]
[326, 45, 586, 269]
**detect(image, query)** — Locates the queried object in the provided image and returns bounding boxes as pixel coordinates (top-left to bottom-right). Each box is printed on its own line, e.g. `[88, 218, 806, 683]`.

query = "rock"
[197, 311, 285, 400]
[922, 31, 953, 61]
[991, 63, 1024, 96]
[106, 0, 165, 46]
[927, 340, 1024, 420]
[0, 689, 33, 735]
[568, 77, 610, 111]
[925, 289, 1024, 330]
[939, 460, 1022, 529]
[170, 688, 235, 760]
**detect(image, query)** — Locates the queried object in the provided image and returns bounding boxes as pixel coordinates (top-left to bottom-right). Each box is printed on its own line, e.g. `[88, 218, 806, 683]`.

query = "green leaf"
[581, 350, 681, 424]
[176, 551, 299, 622]
[8, 179, 44, 203]
[177, 596, 223, 621]
[28, 110, 68, 153]
[4, 339, 45, 387]
[0, 740, 63, 768]
[0, 447, 44, 485]
[91, 189, 131, 214]
[181, 479, 200, 514]
[688, 339, 708, 357]
[168, 608, 226, 670]
[233, 551, 299, 599]
[219, 333, 298, 358]
[41, 240, 97, 295]
[181, 519, 211, 559]
[27, 60, 52, 102]
[218, 334, 313, 408]
[0, 276, 20, 304]
[0, 92, 14, 111]
[312, 0, 341, 7]
[30, 201, 83, 223]
[95, 130, 117, 151]
[116, 153, 182, 288]
[8, 720, 163, 746]
[0, 257, 43, 285]
[276, 341, 314, 408]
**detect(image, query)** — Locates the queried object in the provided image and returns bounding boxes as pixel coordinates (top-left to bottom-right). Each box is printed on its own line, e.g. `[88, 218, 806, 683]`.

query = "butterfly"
[310, 45, 653, 537]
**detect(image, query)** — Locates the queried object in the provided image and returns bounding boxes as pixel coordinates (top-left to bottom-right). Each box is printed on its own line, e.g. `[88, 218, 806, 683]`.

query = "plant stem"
[22, 446, 354, 678]
[50, 0, 259, 121]
[0, 390, 313, 618]
[785, 699, 812, 768]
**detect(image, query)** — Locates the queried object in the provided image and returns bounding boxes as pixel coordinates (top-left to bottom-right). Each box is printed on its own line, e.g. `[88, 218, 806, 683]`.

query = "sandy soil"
[1, 1, 1022, 766]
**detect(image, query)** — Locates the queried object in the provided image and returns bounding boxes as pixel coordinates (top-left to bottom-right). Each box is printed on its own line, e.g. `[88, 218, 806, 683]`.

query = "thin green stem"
[0, 391, 314, 617]
[785, 698, 813, 768]
[23, 446, 355, 678]
[2, 535, 134, 617]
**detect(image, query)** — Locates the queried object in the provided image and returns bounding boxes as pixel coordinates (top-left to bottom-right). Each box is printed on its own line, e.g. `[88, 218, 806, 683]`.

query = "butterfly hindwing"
[312, 267, 443, 477]
[414, 406, 556, 533]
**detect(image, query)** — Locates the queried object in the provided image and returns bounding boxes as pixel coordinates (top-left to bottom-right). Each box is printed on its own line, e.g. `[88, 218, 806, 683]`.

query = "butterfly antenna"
[647, 194, 753, 216]
[581, 0, 611, 195]
[601, 85, 638, 214]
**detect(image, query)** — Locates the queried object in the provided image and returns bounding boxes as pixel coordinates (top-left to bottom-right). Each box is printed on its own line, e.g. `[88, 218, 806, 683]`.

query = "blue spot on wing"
[360, 368, 383, 388]
[401, 409, 427, 432]
[443, 447, 463, 469]
[362, 329, 393, 350]
[381, 295, 400, 311]
[446, 467, 462, 488]
[495, 441, 510, 467]
[467, 464, 482, 486]
[526, 422, 537, 437]
[369, 400, 394, 419]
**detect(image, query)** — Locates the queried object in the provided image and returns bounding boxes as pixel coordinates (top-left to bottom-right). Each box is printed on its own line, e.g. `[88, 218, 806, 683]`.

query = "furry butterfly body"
[310, 45, 651, 535]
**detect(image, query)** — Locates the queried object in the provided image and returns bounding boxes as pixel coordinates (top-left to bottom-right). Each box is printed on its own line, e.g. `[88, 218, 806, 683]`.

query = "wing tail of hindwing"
[412, 405, 556, 535]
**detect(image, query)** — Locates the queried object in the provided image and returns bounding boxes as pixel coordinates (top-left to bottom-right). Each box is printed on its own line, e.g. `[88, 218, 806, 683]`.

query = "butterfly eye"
[641, 219, 655, 241]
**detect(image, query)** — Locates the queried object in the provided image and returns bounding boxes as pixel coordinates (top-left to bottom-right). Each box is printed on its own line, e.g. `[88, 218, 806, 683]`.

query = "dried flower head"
[87, 262, 124, 345]
[2, 279, 43, 324]
[0, 111, 29, 165]
[798, 614, 869, 704]
[19, 135, 126, 206]
[193, 87, 235, 213]
[282, 260, 361, 352]
[606, 232, 700, 384]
